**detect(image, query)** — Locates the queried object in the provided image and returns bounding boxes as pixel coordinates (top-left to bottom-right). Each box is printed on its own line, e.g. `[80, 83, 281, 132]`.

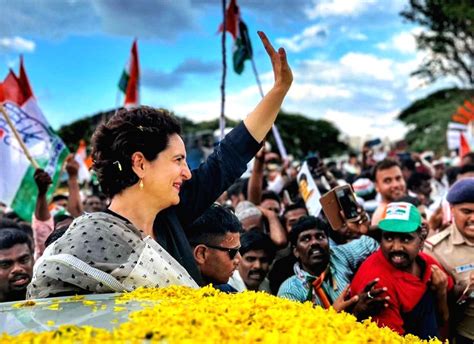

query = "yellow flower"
[1, 286, 443, 344]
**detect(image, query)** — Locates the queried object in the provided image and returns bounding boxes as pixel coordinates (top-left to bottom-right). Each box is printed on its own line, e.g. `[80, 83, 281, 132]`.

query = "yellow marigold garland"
[1, 285, 442, 343]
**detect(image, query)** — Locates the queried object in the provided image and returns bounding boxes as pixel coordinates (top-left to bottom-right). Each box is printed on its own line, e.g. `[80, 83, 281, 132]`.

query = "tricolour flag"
[219, 0, 253, 75]
[0, 57, 69, 221]
[118, 40, 140, 107]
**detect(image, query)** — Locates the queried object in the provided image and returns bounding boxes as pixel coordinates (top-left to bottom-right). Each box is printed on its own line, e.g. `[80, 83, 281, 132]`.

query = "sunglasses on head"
[205, 244, 241, 259]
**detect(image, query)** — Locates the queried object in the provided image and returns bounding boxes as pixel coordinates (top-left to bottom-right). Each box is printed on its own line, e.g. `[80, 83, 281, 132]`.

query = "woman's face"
[143, 133, 192, 208]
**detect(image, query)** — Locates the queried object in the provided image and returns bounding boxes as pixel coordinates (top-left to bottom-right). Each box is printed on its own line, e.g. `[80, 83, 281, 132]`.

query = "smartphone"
[335, 185, 361, 223]
[319, 185, 361, 231]
[319, 188, 344, 231]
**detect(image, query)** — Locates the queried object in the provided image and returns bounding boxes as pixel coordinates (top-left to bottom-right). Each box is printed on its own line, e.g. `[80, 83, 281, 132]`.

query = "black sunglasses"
[205, 244, 241, 259]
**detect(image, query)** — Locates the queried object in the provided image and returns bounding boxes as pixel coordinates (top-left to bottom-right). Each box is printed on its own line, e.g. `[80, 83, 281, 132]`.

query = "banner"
[297, 161, 322, 217]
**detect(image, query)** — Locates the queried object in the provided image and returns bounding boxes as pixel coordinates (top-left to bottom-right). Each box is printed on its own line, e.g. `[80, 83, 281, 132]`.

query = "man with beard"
[371, 159, 407, 226]
[228, 230, 275, 292]
[187, 204, 241, 289]
[0, 220, 34, 302]
[425, 179, 474, 343]
[278, 216, 386, 318]
[351, 202, 453, 339]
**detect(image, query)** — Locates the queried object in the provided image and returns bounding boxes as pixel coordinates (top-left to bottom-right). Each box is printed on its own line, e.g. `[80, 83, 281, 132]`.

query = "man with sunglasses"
[187, 204, 242, 289]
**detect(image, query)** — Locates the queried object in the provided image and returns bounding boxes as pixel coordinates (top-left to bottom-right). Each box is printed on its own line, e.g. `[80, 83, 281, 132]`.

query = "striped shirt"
[277, 236, 379, 306]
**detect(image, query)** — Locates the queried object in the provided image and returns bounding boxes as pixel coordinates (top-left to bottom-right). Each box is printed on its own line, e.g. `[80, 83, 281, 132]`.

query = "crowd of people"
[0, 32, 472, 343]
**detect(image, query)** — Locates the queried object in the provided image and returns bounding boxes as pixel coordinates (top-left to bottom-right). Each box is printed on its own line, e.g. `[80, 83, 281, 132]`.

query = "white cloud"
[348, 32, 368, 41]
[289, 83, 353, 101]
[276, 25, 328, 53]
[322, 109, 407, 142]
[376, 29, 423, 54]
[171, 85, 262, 123]
[296, 52, 401, 84]
[306, 0, 377, 19]
[0, 36, 35, 53]
[340, 53, 395, 81]
[339, 26, 368, 41]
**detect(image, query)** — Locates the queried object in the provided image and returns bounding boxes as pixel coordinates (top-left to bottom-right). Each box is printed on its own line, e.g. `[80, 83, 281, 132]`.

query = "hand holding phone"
[320, 185, 362, 231]
[335, 185, 362, 222]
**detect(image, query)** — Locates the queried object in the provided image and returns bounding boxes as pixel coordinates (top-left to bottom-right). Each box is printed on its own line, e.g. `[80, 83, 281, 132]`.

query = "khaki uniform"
[424, 224, 474, 340]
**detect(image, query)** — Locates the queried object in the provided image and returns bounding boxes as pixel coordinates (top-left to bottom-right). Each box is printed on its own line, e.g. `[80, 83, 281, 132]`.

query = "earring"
[139, 178, 144, 190]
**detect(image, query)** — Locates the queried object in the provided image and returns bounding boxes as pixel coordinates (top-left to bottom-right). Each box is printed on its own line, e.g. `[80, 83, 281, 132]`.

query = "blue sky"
[0, 0, 456, 143]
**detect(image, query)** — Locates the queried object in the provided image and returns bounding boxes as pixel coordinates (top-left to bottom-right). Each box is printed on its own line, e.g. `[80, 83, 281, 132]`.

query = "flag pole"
[114, 88, 121, 117]
[250, 57, 288, 160]
[219, 0, 227, 141]
[0, 104, 40, 169]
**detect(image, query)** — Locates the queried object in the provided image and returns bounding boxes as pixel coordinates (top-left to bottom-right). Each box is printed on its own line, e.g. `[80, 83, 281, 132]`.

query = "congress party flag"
[0, 57, 69, 221]
[118, 40, 140, 107]
[219, 0, 252, 74]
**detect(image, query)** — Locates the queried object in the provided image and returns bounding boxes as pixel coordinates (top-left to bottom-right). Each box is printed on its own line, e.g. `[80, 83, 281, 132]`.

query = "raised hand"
[340, 206, 370, 235]
[244, 31, 293, 142]
[430, 265, 448, 296]
[34, 169, 52, 195]
[65, 154, 80, 179]
[257, 31, 293, 92]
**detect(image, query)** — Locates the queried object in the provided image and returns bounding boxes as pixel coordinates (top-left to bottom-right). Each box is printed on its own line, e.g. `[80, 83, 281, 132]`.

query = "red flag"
[218, 0, 240, 40]
[0, 82, 5, 103]
[460, 132, 471, 158]
[18, 55, 34, 100]
[126, 40, 139, 106]
[2, 70, 26, 105]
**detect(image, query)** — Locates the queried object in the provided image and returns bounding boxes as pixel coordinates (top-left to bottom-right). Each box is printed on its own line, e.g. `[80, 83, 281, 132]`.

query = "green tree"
[57, 110, 114, 151]
[269, 111, 347, 159]
[401, 0, 474, 86]
[398, 87, 474, 154]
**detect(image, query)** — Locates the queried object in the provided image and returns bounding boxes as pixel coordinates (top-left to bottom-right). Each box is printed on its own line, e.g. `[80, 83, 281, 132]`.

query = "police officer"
[425, 178, 474, 343]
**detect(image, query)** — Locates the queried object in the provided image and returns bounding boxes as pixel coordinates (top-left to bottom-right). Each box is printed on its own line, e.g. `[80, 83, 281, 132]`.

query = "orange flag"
[460, 132, 471, 158]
